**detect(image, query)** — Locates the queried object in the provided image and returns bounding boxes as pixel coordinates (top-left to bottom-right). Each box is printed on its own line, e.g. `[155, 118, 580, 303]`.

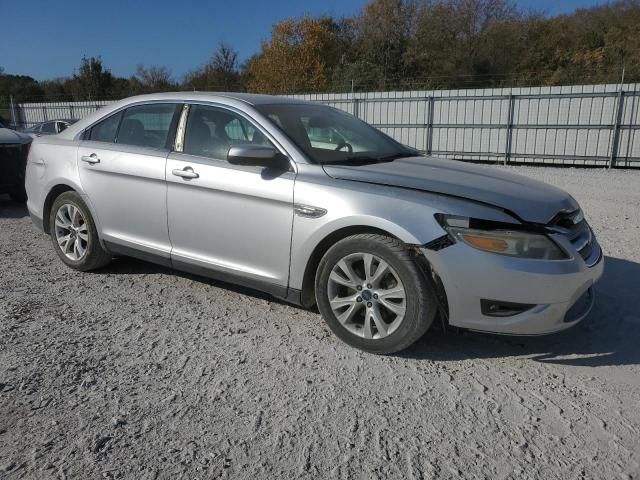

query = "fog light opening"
[480, 299, 536, 317]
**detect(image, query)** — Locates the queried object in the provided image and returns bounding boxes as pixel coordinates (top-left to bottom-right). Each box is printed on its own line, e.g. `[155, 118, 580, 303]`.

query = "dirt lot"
[1, 166, 639, 479]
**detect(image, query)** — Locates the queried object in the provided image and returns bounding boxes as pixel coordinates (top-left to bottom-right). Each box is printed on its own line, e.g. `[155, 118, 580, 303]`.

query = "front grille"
[548, 210, 596, 264]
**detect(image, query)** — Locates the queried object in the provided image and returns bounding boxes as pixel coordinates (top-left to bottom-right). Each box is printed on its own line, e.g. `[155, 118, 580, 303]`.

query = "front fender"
[288, 213, 441, 290]
[288, 175, 516, 290]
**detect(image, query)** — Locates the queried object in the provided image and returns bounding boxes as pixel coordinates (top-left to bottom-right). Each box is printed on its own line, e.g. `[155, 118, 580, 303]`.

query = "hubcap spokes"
[54, 204, 88, 261]
[327, 252, 407, 339]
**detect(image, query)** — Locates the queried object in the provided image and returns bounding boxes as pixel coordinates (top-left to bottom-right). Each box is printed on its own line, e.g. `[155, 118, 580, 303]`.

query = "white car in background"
[23, 119, 76, 138]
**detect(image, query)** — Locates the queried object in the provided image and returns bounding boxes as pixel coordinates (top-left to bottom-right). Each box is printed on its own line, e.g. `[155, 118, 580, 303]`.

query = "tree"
[0, 71, 45, 104]
[246, 17, 342, 93]
[132, 65, 175, 91]
[69, 56, 116, 100]
[349, 0, 414, 88]
[403, 0, 521, 88]
[512, 1, 640, 85]
[184, 43, 243, 91]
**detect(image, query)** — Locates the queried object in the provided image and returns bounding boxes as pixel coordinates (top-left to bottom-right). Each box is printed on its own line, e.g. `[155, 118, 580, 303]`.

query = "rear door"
[78, 103, 181, 260]
[166, 103, 295, 289]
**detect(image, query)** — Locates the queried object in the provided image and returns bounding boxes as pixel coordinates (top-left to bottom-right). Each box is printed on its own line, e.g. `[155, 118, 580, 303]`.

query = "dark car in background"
[0, 121, 32, 202]
[23, 119, 76, 138]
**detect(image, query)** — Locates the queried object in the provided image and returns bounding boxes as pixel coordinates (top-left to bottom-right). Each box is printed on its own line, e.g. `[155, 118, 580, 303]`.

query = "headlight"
[438, 215, 567, 260]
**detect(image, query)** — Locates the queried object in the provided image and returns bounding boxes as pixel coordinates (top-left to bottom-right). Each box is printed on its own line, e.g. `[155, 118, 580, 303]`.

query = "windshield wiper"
[322, 152, 417, 165]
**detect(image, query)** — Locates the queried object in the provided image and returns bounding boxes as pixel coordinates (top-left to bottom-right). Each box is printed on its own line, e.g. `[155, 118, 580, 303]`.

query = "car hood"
[322, 156, 579, 224]
[0, 128, 31, 145]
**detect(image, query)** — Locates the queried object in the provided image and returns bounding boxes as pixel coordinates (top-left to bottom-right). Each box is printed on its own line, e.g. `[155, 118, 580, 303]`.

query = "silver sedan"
[24, 93, 603, 353]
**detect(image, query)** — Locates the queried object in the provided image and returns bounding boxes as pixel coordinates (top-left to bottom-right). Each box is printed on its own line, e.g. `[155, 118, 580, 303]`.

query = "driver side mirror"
[227, 145, 290, 171]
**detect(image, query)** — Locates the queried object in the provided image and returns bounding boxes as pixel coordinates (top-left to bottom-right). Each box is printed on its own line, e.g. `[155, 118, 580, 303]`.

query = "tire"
[9, 188, 27, 203]
[315, 233, 437, 354]
[49, 191, 111, 271]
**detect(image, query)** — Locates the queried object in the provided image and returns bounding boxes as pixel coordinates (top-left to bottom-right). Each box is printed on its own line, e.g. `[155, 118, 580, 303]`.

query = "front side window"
[117, 104, 179, 149]
[183, 105, 274, 159]
[89, 111, 123, 143]
[255, 103, 415, 164]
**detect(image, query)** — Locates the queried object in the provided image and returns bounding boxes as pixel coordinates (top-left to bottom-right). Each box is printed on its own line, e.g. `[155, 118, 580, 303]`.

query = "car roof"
[119, 91, 311, 106]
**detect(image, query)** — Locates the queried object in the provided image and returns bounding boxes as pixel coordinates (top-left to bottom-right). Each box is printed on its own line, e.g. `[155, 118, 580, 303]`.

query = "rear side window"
[117, 104, 178, 149]
[89, 111, 123, 143]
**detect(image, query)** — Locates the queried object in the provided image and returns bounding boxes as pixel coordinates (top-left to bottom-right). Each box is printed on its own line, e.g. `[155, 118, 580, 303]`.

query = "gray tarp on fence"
[16, 83, 640, 167]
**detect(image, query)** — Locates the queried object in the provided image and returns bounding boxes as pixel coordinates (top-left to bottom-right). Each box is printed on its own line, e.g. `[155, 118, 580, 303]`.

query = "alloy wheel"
[54, 203, 89, 261]
[327, 252, 407, 339]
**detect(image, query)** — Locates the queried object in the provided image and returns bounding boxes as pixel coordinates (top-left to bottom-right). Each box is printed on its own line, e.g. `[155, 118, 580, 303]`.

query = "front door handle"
[81, 154, 100, 164]
[172, 167, 199, 179]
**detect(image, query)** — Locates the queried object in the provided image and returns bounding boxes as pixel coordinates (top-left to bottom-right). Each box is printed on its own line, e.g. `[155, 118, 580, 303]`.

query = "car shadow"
[0, 194, 28, 218]
[402, 256, 640, 368]
[95, 256, 300, 309]
[94, 252, 640, 367]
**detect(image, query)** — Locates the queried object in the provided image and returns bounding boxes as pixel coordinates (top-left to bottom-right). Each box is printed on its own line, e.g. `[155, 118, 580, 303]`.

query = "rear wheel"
[49, 192, 111, 271]
[315, 234, 437, 354]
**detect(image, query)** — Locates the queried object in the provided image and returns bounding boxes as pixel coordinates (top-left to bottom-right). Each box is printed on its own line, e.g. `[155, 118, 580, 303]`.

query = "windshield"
[254, 103, 416, 164]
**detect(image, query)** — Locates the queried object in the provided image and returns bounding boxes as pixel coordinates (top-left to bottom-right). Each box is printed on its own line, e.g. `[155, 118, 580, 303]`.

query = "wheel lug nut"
[356, 285, 362, 291]
[373, 294, 378, 299]
[366, 284, 372, 289]
[356, 297, 362, 302]
[367, 302, 372, 308]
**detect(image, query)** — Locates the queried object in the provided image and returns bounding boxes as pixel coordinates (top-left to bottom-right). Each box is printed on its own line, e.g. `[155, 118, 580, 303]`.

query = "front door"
[166, 104, 295, 290]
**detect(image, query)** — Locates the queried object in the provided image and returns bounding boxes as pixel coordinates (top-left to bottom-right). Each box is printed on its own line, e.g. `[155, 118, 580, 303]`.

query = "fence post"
[609, 89, 625, 169]
[353, 98, 360, 119]
[351, 79, 359, 119]
[9, 95, 17, 129]
[426, 96, 435, 155]
[504, 93, 515, 165]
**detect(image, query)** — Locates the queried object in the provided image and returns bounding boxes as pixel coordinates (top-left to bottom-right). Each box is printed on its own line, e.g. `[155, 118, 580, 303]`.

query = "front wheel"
[315, 234, 437, 354]
[49, 191, 111, 271]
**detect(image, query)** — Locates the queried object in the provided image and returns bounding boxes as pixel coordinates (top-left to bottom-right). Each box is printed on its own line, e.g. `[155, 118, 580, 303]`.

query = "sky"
[0, 0, 610, 81]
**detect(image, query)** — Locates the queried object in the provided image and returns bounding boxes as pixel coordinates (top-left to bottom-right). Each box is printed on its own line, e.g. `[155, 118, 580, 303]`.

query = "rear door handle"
[172, 167, 199, 179]
[81, 154, 100, 164]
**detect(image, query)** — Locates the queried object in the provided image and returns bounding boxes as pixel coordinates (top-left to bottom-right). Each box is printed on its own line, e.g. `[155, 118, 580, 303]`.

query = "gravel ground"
[1, 166, 639, 480]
